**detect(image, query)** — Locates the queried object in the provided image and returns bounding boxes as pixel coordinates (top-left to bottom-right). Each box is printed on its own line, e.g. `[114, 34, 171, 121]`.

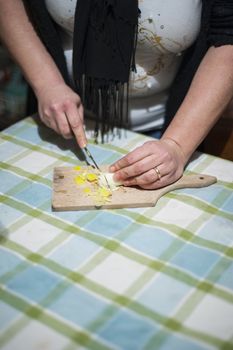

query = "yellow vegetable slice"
[74, 175, 85, 185]
[98, 187, 112, 198]
[74, 165, 82, 171]
[86, 173, 98, 182]
[83, 187, 91, 194]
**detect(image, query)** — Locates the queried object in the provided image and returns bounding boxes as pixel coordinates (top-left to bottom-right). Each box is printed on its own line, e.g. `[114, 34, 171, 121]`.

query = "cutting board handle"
[154, 174, 217, 200]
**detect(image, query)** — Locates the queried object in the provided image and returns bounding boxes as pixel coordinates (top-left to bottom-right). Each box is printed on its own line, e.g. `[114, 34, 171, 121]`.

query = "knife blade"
[84, 146, 101, 171]
[83, 146, 111, 190]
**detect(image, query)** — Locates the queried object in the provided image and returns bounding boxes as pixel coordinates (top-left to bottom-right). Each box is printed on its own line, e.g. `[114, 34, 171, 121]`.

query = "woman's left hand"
[109, 138, 185, 189]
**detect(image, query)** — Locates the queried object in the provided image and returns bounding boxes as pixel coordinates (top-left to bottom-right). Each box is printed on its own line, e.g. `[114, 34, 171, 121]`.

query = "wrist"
[161, 137, 187, 165]
[34, 77, 64, 97]
[27, 65, 65, 97]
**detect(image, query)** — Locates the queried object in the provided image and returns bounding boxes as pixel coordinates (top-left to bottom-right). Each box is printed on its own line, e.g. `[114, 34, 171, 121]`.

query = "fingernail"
[81, 141, 87, 149]
[113, 173, 121, 181]
[109, 165, 115, 172]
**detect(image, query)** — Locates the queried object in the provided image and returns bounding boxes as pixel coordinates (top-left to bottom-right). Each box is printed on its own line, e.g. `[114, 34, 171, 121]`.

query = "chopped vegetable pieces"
[73, 167, 120, 205]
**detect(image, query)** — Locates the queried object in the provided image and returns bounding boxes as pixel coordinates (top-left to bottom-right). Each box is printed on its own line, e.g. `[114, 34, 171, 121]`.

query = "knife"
[83, 146, 111, 189]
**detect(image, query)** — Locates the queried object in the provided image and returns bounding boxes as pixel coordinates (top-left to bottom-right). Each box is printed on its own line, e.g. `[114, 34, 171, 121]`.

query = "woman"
[0, 0, 233, 189]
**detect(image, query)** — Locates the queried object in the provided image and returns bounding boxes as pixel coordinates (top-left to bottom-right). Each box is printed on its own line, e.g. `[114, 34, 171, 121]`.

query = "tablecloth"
[0, 116, 233, 350]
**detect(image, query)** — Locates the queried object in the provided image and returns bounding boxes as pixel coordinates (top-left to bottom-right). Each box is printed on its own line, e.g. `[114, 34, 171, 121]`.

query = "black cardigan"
[24, 0, 233, 129]
[164, 0, 233, 129]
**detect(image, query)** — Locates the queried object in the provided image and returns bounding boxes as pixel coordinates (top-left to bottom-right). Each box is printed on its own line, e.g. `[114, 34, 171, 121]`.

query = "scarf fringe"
[74, 0, 140, 143]
[77, 77, 129, 143]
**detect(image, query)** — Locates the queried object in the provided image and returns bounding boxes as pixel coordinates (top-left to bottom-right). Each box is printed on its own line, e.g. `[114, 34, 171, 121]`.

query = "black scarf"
[73, 0, 139, 141]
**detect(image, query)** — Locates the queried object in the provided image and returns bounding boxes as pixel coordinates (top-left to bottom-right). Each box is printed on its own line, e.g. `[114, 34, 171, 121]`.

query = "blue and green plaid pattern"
[0, 116, 233, 350]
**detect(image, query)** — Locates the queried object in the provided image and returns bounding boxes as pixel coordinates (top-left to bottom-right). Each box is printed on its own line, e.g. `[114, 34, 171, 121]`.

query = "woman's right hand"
[0, 1, 87, 148]
[36, 82, 87, 148]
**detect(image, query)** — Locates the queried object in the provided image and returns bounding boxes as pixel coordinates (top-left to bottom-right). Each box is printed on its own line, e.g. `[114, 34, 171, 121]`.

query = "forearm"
[0, 0, 64, 95]
[162, 45, 233, 163]
[0, 0, 87, 147]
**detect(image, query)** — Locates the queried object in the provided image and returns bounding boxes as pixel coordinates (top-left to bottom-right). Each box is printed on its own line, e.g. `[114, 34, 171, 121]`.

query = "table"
[0, 116, 233, 350]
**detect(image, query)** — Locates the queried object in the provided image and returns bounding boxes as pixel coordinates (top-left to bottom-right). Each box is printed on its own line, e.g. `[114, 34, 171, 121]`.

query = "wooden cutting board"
[52, 166, 217, 211]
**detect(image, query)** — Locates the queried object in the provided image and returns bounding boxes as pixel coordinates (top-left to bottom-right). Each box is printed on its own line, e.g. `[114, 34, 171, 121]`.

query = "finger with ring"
[154, 166, 161, 180]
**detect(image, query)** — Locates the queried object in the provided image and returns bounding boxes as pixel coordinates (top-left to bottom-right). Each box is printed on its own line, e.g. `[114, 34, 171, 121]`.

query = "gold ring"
[154, 166, 161, 180]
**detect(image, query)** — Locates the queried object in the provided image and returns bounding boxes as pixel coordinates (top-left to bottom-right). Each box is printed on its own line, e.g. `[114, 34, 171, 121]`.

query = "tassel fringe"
[77, 77, 129, 143]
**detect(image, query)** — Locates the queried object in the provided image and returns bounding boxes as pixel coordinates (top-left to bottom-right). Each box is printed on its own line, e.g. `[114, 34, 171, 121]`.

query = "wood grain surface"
[52, 166, 217, 211]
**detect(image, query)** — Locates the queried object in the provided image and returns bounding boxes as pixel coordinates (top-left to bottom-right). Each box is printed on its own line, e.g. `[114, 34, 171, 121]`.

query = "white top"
[45, 0, 202, 131]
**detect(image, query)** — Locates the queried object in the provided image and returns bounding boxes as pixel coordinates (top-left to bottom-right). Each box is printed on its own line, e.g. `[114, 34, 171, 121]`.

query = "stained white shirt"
[45, 0, 202, 131]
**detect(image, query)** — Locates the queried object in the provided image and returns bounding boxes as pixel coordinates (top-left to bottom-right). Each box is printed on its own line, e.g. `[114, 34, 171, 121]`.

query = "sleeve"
[208, 0, 233, 47]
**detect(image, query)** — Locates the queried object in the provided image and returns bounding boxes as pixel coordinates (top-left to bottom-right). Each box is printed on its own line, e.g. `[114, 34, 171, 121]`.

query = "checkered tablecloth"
[0, 116, 233, 350]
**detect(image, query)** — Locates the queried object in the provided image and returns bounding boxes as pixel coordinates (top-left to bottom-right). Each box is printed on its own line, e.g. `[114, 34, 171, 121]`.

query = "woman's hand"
[109, 138, 185, 189]
[36, 82, 87, 148]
